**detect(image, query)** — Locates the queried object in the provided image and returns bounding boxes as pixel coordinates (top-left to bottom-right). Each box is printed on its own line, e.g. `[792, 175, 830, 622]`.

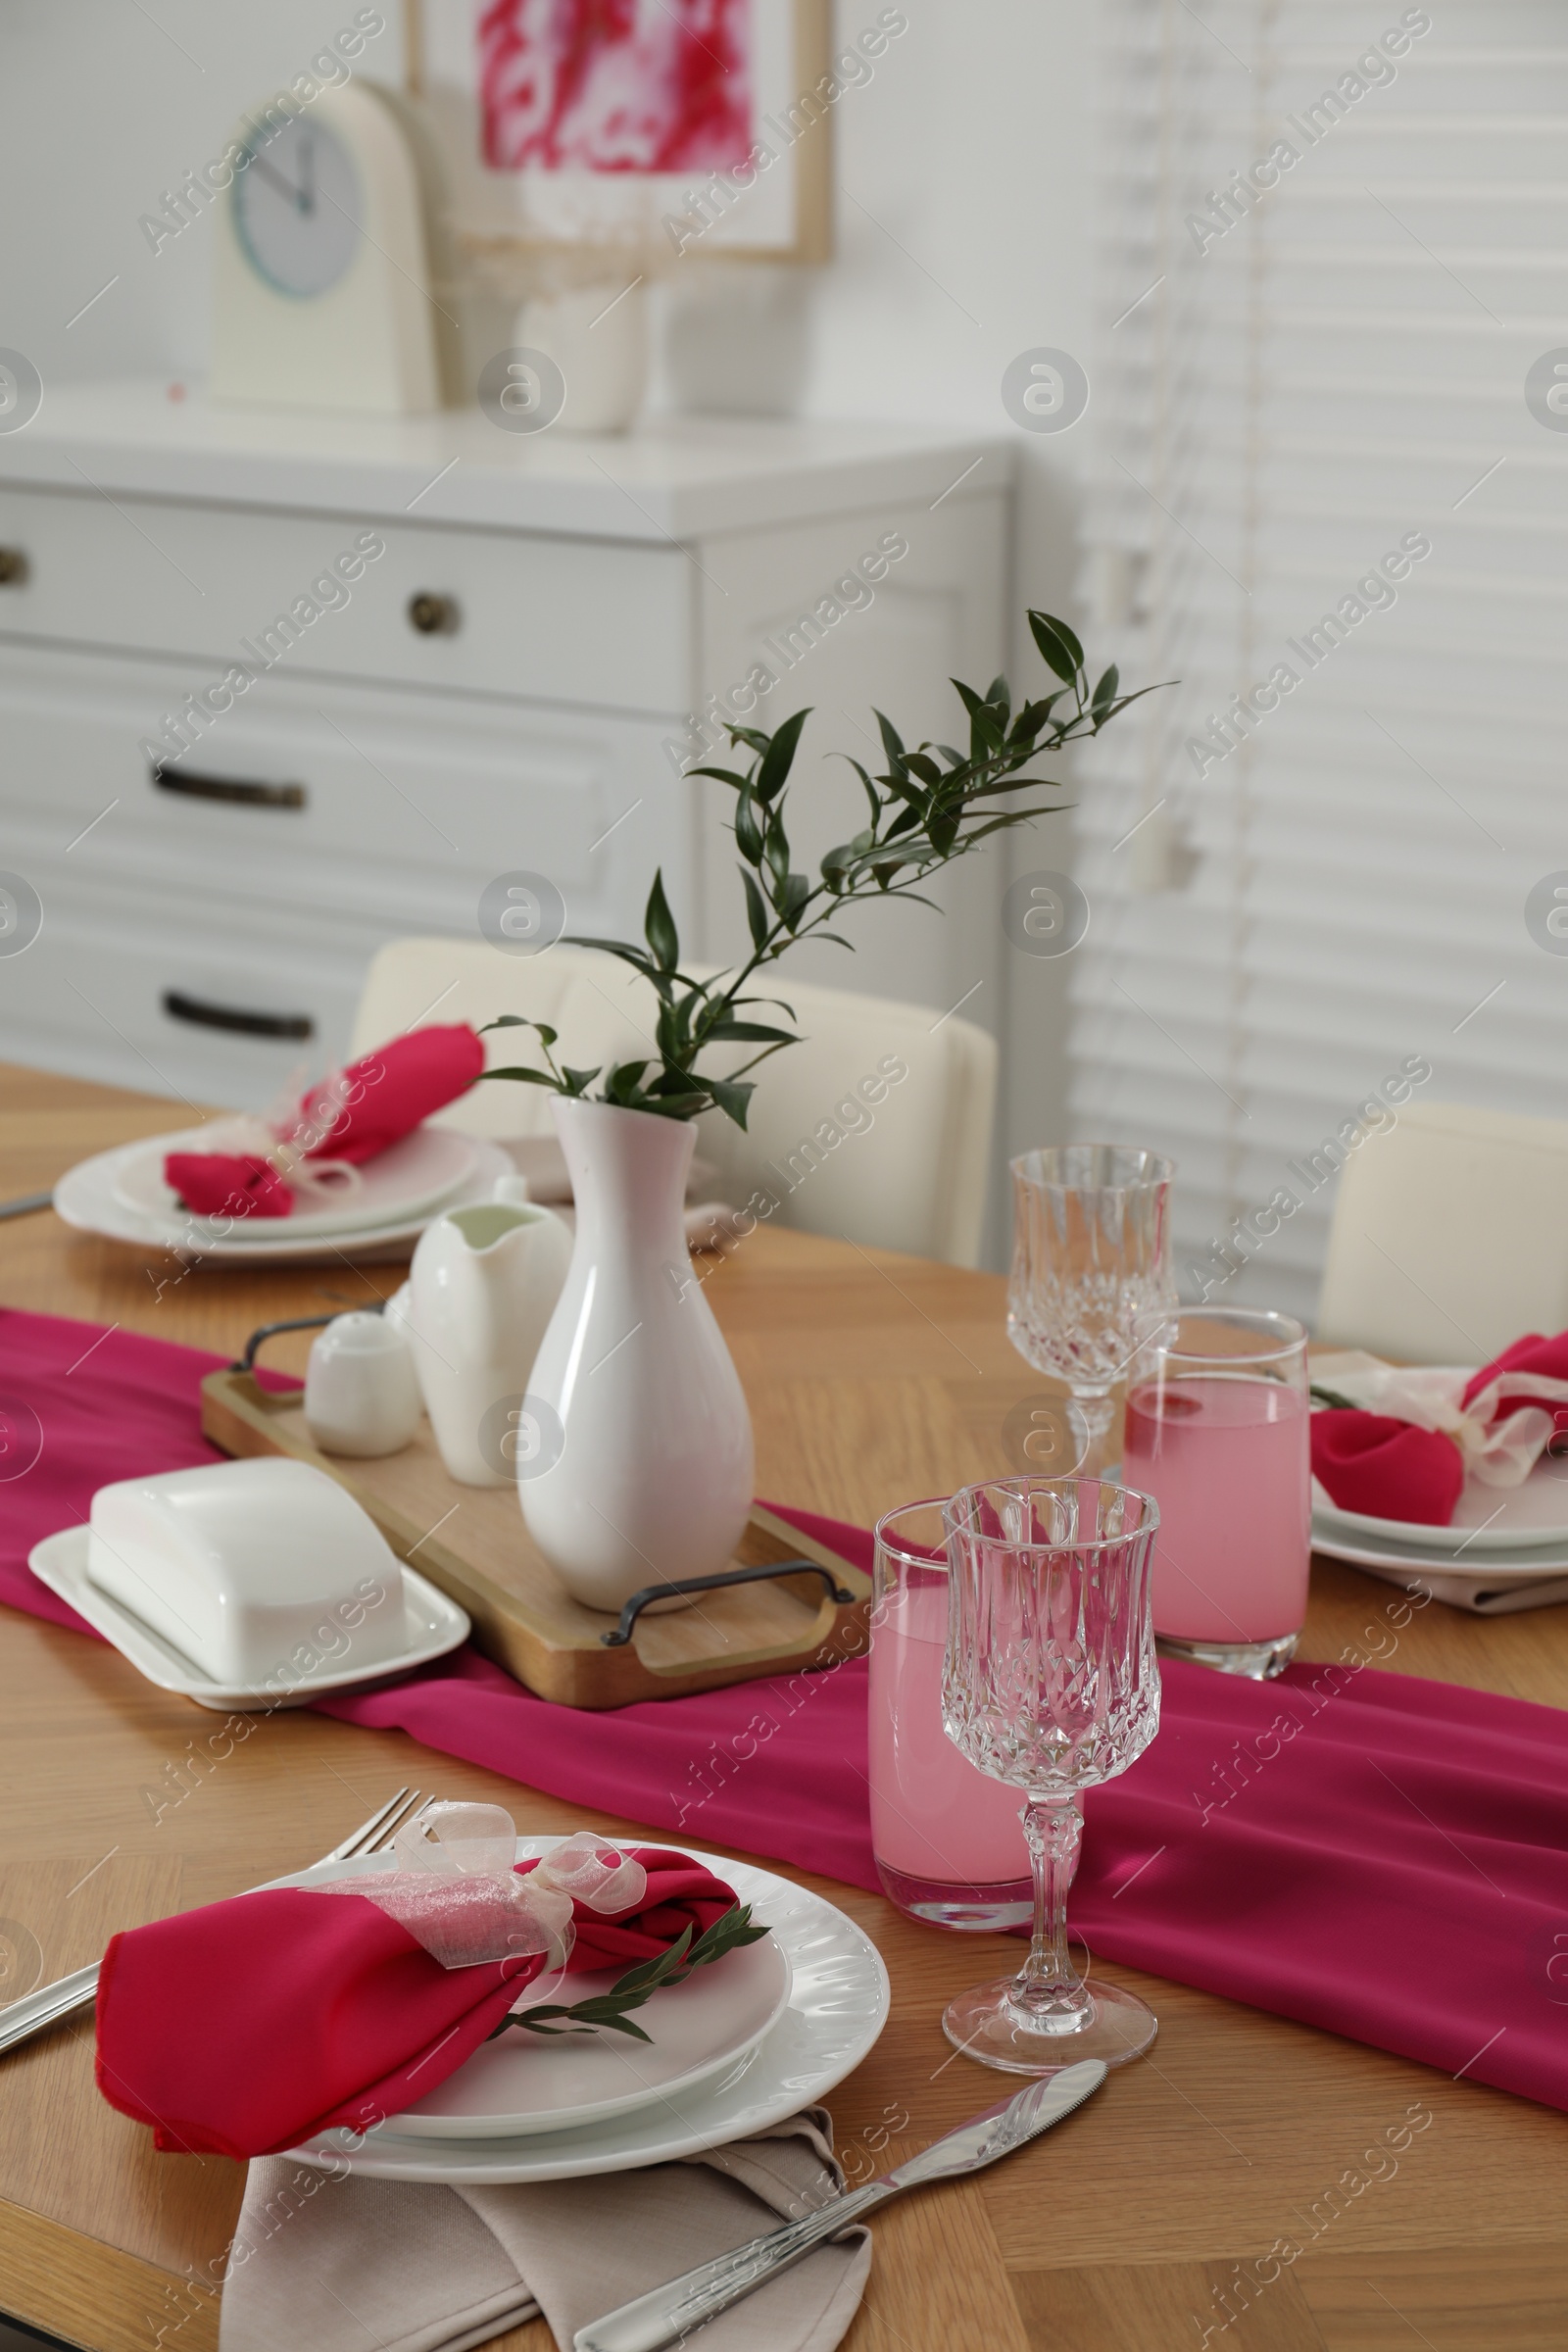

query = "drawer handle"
[152, 764, 306, 811]
[408, 591, 460, 636]
[162, 990, 315, 1042]
[0, 548, 27, 585]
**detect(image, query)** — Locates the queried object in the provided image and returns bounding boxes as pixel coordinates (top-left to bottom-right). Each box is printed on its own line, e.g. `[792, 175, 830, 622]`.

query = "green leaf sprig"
[487, 1901, 769, 2046]
[480, 609, 1170, 1130]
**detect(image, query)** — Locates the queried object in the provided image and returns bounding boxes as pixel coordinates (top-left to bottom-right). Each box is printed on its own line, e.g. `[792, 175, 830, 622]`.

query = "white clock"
[232, 114, 364, 299]
[212, 81, 441, 415]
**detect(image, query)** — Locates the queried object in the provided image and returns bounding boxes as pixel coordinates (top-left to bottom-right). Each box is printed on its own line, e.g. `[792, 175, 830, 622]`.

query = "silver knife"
[0, 1192, 52, 1221]
[573, 2058, 1107, 2352]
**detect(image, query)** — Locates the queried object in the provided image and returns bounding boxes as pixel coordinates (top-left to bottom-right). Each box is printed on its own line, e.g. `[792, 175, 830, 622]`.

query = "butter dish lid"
[89, 1457, 396, 1609]
[86, 1457, 408, 1685]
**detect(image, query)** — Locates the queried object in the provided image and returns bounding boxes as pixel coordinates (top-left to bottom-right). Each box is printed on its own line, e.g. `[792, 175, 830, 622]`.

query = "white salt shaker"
[304, 1311, 422, 1457]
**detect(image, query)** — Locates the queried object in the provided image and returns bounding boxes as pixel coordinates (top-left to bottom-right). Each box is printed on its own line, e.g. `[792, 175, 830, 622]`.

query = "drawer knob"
[0, 548, 28, 585]
[408, 591, 460, 636]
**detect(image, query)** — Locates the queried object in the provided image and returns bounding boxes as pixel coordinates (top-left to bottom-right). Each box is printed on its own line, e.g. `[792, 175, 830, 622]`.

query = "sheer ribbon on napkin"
[313, 1804, 648, 1973]
[1314, 1348, 1568, 1487]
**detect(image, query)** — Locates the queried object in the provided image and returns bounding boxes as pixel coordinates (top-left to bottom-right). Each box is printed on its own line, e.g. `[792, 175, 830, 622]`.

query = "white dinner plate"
[1311, 1522, 1568, 1581]
[114, 1125, 481, 1241]
[1311, 1526, 1568, 1616]
[281, 1842, 890, 2183]
[27, 1526, 470, 1708]
[54, 1137, 514, 1264]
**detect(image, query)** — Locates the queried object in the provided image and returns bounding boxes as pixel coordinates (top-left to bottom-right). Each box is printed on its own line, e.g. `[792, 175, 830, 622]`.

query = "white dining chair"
[349, 938, 998, 1266]
[1315, 1100, 1568, 1361]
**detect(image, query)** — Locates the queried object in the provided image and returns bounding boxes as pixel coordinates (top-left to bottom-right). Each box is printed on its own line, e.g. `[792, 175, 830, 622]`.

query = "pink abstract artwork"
[478, 0, 755, 173]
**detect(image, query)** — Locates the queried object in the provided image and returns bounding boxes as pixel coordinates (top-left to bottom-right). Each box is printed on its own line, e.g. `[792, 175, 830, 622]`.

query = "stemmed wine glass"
[941, 1476, 1161, 2073]
[1007, 1146, 1176, 1472]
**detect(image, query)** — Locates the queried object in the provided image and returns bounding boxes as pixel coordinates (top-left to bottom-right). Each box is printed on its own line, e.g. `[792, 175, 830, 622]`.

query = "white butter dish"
[32, 1521, 468, 1709]
[85, 1457, 413, 1687]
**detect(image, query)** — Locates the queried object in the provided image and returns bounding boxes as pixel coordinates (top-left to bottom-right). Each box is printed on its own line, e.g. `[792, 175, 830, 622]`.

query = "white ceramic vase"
[520, 1097, 755, 1613]
[517, 282, 649, 434]
[408, 1189, 572, 1488]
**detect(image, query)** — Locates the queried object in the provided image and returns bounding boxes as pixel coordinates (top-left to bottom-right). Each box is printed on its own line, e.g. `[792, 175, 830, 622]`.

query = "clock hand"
[250, 150, 307, 211]
[300, 131, 316, 216]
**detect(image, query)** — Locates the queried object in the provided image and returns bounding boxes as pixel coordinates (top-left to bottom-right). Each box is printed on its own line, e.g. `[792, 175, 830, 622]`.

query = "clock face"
[232, 118, 361, 299]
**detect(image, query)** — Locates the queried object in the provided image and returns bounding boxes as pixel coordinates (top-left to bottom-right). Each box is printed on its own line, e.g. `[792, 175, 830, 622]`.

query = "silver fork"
[0, 1785, 428, 2060]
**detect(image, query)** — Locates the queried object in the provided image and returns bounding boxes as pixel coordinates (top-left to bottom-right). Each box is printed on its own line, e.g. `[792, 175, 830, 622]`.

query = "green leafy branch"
[480, 609, 1169, 1130]
[487, 1902, 769, 2046]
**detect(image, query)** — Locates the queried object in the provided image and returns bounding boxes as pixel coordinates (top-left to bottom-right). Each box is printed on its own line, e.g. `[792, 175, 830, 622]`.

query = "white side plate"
[395, 1936, 793, 2140]
[115, 1125, 481, 1241]
[282, 1841, 890, 2183]
[27, 1525, 469, 1708]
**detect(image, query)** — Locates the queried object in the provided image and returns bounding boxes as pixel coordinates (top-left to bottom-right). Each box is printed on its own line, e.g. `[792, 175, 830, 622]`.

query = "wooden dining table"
[1, 1060, 1566, 2352]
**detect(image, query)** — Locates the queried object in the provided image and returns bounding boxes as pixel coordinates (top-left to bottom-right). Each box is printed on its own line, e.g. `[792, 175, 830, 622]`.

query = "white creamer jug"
[408, 1182, 572, 1488]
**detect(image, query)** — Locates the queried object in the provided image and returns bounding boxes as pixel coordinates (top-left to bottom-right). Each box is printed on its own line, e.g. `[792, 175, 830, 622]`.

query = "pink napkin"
[6, 1307, 1568, 2114]
[164, 1025, 486, 1220]
[1310, 1410, 1464, 1526]
[96, 1842, 743, 2159]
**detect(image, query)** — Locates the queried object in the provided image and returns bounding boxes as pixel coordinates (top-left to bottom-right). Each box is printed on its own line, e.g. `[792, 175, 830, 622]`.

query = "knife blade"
[573, 2058, 1107, 2352]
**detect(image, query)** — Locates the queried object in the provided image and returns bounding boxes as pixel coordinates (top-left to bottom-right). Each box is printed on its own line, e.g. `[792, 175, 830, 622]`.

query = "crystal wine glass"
[1007, 1146, 1176, 1473]
[941, 1476, 1161, 2074]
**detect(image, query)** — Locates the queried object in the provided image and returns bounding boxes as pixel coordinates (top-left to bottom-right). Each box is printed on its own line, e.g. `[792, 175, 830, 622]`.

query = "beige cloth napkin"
[220, 2109, 869, 2352]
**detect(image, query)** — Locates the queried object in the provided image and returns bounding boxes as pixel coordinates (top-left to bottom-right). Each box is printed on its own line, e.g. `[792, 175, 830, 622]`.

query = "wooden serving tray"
[199, 1368, 871, 1709]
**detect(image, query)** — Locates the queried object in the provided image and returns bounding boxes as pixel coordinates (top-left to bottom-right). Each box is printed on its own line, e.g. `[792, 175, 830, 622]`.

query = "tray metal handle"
[601, 1560, 858, 1647]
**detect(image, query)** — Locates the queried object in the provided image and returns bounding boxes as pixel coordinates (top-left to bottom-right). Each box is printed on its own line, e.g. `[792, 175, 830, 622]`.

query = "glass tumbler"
[1123, 1307, 1311, 1679]
[869, 1502, 1032, 1932]
[942, 1477, 1161, 2075]
[1007, 1147, 1177, 1473]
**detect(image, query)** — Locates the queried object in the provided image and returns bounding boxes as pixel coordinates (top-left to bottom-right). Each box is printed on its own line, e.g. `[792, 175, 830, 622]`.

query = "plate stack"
[1313, 1456, 1568, 1615]
[275, 1840, 890, 2184]
[54, 1126, 515, 1264]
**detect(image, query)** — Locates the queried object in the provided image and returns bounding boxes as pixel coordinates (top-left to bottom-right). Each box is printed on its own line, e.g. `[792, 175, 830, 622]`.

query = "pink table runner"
[4, 1306, 1565, 2111]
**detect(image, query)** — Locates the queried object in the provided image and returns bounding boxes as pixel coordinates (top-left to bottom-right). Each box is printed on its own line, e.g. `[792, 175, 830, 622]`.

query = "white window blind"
[1075, 0, 1568, 1324]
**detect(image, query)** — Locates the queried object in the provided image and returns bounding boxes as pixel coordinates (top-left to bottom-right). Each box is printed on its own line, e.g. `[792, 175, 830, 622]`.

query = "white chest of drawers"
[0, 386, 1011, 1109]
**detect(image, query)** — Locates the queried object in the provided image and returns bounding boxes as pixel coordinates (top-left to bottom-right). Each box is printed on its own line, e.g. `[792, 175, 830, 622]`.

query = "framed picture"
[405, 0, 833, 265]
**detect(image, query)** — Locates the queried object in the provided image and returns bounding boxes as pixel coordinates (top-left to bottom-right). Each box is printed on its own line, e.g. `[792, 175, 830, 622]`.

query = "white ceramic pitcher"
[519, 1098, 755, 1612]
[408, 1183, 572, 1488]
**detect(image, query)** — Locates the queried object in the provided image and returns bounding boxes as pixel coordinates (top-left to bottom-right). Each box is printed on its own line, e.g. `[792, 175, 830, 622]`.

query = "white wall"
[0, 0, 1096, 1230]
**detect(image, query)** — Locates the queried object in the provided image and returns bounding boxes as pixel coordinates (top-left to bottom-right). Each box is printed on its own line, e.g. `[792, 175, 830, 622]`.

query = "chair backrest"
[1315, 1099, 1568, 1360]
[350, 939, 998, 1266]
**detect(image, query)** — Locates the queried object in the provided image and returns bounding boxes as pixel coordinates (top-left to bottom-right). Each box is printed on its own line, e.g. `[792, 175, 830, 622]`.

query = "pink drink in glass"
[1123, 1375, 1310, 1643]
[869, 1517, 1031, 1931]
